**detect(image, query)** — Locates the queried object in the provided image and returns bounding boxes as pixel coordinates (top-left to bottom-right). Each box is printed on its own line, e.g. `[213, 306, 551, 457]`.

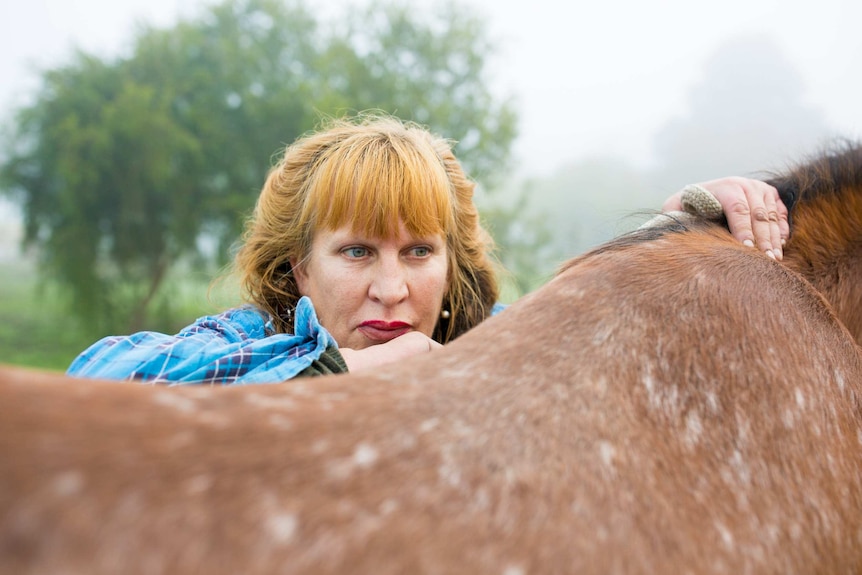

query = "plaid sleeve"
[66, 297, 338, 385]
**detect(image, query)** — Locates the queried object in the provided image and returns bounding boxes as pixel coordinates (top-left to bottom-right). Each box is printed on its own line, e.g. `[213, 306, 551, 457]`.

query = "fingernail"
[766, 250, 776, 260]
[781, 238, 787, 246]
[743, 239, 755, 248]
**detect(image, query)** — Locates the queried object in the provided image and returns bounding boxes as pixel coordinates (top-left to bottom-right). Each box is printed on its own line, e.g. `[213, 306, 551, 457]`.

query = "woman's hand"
[663, 177, 790, 260]
[339, 331, 442, 373]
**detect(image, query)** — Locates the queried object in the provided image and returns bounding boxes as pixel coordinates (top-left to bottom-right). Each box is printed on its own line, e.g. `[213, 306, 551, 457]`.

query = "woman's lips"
[358, 321, 412, 343]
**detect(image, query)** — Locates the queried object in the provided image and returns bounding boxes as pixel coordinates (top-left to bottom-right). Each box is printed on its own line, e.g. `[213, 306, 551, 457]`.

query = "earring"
[440, 309, 451, 319]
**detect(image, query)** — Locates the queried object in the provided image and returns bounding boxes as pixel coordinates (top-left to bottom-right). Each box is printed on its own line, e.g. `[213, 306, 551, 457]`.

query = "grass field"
[0, 259, 84, 371]
[0, 257, 237, 372]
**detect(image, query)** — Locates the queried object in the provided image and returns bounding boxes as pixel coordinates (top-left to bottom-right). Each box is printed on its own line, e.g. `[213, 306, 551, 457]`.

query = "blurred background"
[2, 0, 860, 370]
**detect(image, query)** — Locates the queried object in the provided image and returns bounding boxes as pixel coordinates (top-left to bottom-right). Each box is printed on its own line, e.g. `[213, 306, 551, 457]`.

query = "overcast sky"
[2, 0, 862, 178]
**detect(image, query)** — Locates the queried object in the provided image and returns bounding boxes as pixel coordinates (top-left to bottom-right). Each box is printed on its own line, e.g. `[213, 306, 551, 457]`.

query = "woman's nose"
[368, 257, 409, 305]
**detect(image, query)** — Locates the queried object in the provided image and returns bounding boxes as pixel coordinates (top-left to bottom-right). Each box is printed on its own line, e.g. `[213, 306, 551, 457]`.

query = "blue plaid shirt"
[66, 296, 337, 385]
[68, 298, 508, 385]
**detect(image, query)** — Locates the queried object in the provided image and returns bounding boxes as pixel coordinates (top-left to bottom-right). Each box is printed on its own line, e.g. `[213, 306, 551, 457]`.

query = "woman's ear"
[290, 259, 307, 295]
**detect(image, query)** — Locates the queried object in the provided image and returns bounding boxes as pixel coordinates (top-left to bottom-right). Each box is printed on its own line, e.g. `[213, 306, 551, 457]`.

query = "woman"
[67, 113, 788, 384]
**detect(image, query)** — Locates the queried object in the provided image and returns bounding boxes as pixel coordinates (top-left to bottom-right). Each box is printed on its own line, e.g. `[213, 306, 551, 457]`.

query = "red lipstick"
[358, 320, 412, 343]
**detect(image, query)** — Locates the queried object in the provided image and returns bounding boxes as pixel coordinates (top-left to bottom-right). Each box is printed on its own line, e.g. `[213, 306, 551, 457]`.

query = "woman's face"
[292, 219, 449, 350]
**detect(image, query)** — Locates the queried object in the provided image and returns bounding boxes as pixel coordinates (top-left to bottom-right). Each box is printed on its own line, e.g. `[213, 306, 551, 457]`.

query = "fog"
[4, 0, 861, 175]
[466, 0, 862, 176]
[2, 0, 861, 266]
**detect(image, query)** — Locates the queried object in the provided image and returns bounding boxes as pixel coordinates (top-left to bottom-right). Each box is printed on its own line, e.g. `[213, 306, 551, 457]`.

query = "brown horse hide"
[2, 144, 862, 574]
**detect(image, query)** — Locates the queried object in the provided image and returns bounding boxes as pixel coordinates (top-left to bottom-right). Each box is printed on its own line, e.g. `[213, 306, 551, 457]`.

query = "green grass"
[0, 259, 88, 371]
[0, 259, 238, 372]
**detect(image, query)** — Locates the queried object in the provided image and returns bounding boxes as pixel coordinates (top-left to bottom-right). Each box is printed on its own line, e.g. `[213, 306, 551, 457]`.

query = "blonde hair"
[234, 113, 499, 343]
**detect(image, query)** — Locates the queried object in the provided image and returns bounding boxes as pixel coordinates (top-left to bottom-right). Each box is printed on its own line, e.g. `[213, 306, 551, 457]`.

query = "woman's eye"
[343, 247, 368, 258]
[410, 246, 431, 257]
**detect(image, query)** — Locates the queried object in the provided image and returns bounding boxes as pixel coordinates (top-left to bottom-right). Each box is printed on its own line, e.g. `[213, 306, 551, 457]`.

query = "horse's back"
[2, 223, 862, 574]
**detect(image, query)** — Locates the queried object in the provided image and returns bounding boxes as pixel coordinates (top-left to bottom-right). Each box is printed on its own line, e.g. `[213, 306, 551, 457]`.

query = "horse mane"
[767, 139, 862, 216]
[761, 141, 862, 345]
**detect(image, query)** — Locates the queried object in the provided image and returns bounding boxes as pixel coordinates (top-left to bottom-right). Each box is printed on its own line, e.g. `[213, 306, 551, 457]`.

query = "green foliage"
[2, 53, 205, 335]
[318, 0, 517, 184]
[0, 258, 226, 372]
[0, 0, 517, 336]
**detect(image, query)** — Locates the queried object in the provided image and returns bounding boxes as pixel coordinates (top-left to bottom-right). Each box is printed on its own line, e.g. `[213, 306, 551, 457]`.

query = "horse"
[2, 143, 862, 575]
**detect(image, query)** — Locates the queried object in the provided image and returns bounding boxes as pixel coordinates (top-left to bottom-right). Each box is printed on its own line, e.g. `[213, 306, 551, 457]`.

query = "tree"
[316, 0, 516, 185]
[1, 0, 517, 335]
[1, 54, 205, 333]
